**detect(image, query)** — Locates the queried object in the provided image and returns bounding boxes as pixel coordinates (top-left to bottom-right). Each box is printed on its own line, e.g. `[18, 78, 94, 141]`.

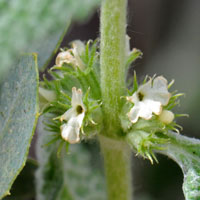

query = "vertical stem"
[100, 1, 132, 200]
[100, 0, 132, 199]
[100, 0, 127, 137]
[99, 136, 132, 200]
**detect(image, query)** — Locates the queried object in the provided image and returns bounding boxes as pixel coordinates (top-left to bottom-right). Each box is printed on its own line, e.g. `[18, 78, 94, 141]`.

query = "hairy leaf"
[0, 0, 100, 78]
[159, 132, 200, 200]
[0, 55, 39, 199]
[36, 119, 106, 200]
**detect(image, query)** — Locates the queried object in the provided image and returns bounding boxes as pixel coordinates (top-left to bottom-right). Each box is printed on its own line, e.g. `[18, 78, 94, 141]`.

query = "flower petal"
[153, 76, 168, 92]
[71, 87, 84, 108]
[138, 102, 153, 120]
[71, 40, 85, 55]
[75, 112, 85, 127]
[149, 76, 171, 105]
[60, 108, 76, 122]
[61, 118, 81, 144]
[128, 102, 153, 123]
[138, 78, 152, 96]
[126, 92, 139, 104]
[143, 99, 162, 115]
[71, 40, 85, 70]
[128, 105, 140, 123]
[55, 51, 75, 67]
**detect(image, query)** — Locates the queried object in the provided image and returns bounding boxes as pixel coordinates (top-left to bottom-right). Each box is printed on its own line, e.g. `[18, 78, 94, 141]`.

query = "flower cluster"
[125, 74, 184, 162]
[39, 39, 102, 153]
[39, 37, 184, 162]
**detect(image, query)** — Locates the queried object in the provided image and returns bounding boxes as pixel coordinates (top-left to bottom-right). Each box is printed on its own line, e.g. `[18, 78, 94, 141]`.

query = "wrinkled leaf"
[36, 118, 106, 200]
[159, 131, 200, 200]
[0, 0, 100, 78]
[0, 55, 39, 199]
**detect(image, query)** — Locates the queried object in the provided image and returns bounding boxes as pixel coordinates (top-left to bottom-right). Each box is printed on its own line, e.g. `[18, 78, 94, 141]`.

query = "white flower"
[55, 40, 85, 70]
[127, 76, 171, 123]
[55, 51, 75, 67]
[60, 87, 85, 143]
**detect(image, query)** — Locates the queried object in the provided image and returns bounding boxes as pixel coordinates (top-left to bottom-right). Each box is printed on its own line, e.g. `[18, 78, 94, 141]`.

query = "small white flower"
[55, 40, 85, 70]
[60, 87, 85, 143]
[127, 76, 171, 123]
[56, 51, 75, 67]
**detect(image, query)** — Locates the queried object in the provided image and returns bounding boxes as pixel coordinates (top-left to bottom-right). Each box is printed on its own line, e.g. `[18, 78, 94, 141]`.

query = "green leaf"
[36, 118, 106, 200]
[158, 132, 200, 200]
[0, 0, 100, 78]
[0, 54, 39, 199]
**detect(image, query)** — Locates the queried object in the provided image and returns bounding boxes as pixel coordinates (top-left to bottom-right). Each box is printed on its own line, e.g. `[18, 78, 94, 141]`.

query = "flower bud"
[159, 110, 174, 124]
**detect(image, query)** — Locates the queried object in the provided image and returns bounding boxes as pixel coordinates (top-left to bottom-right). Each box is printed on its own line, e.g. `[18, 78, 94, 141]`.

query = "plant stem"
[99, 136, 132, 200]
[100, 0, 127, 137]
[100, 0, 132, 199]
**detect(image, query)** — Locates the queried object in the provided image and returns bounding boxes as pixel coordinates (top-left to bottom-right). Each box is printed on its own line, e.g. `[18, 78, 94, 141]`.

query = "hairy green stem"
[100, 0, 127, 137]
[99, 136, 132, 200]
[100, 0, 132, 199]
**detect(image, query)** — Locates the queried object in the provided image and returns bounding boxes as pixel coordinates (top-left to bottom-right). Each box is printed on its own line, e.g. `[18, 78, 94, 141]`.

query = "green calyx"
[126, 130, 169, 164]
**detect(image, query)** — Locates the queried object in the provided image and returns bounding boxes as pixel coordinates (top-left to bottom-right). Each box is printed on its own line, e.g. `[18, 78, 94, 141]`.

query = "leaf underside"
[159, 132, 200, 200]
[0, 55, 39, 199]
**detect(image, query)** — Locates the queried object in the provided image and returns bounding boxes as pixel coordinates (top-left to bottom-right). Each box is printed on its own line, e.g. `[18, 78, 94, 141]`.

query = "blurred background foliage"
[2, 0, 200, 199]
[0, 0, 100, 81]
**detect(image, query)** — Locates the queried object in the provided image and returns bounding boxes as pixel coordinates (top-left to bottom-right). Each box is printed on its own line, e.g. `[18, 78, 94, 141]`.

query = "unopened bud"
[159, 110, 174, 124]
